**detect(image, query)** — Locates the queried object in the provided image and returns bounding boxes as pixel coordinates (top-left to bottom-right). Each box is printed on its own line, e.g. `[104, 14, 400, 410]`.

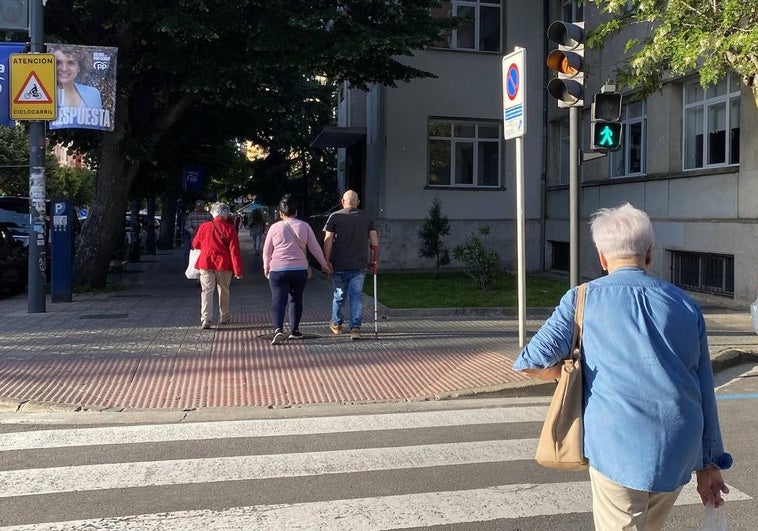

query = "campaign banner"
[0, 42, 26, 126]
[182, 166, 205, 191]
[46, 43, 117, 132]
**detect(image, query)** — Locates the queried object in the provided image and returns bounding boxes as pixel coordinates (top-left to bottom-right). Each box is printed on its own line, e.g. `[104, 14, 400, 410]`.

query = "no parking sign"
[502, 48, 526, 140]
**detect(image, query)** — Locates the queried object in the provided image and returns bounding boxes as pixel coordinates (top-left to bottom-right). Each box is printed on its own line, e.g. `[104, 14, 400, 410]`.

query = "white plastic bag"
[185, 249, 201, 279]
[695, 503, 728, 531]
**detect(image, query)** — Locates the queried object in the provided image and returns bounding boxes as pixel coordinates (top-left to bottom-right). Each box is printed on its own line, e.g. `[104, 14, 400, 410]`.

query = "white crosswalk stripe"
[0, 403, 751, 530]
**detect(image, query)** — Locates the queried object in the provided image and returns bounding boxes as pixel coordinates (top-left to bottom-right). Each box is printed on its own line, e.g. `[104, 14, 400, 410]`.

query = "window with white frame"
[683, 73, 740, 170]
[432, 1, 501, 52]
[428, 119, 501, 187]
[611, 99, 646, 178]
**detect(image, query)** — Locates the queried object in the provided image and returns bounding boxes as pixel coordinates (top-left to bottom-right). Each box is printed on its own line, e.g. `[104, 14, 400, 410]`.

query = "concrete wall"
[367, 1, 546, 270]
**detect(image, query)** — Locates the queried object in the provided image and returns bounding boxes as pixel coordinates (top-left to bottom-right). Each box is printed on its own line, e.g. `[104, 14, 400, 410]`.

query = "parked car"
[0, 225, 28, 295]
[0, 196, 30, 246]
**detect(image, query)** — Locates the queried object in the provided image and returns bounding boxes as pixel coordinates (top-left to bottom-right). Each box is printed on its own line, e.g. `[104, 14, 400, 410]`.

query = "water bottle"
[751, 290, 758, 335]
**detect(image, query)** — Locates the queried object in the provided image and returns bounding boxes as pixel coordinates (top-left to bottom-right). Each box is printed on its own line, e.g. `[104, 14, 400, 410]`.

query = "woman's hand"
[696, 465, 729, 507]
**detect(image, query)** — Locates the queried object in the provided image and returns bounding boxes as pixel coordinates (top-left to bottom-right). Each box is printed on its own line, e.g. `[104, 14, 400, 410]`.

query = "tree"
[40, 0, 455, 289]
[587, 0, 758, 102]
[418, 196, 450, 278]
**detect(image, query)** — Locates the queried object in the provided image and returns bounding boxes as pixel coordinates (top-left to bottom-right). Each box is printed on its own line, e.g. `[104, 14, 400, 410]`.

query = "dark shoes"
[288, 330, 304, 340]
[329, 321, 343, 335]
[350, 328, 361, 341]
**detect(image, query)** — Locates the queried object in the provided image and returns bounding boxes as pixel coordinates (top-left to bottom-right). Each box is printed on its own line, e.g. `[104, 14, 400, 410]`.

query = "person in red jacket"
[192, 202, 243, 329]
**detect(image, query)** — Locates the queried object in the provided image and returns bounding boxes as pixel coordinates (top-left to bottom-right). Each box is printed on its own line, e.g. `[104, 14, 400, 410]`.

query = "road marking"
[0, 439, 538, 497]
[716, 393, 758, 400]
[0, 481, 749, 531]
[0, 406, 546, 451]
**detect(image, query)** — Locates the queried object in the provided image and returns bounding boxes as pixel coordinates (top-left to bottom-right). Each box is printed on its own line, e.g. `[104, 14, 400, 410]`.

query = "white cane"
[373, 271, 378, 338]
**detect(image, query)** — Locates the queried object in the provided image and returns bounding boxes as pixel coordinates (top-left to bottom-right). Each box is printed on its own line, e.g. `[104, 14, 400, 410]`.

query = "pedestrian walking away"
[248, 208, 267, 255]
[323, 190, 379, 341]
[263, 194, 331, 345]
[184, 199, 212, 253]
[512, 203, 732, 530]
[192, 203, 243, 329]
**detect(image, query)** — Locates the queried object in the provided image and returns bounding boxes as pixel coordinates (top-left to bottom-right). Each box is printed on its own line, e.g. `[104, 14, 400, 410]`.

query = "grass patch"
[364, 271, 569, 308]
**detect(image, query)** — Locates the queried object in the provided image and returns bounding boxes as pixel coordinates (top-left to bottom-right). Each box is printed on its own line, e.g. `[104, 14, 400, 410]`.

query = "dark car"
[0, 225, 28, 295]
[0, 196, 30, 246]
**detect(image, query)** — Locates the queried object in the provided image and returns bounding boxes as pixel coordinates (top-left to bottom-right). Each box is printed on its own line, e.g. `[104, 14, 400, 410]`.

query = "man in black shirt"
[323, 190, 379, 340]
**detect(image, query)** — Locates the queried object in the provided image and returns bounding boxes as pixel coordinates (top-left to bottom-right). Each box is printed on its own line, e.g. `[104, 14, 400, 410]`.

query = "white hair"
[590, 203, 655, 260]
[210, 202, 230, 218]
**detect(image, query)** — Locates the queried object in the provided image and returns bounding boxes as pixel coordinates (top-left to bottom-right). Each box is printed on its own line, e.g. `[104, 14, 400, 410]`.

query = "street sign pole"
[27, 0, 46, 313]
[502, 47, 527, 347]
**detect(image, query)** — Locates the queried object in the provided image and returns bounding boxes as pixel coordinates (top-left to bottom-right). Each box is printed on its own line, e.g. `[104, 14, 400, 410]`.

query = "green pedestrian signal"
[590, 91, 623, 152]
[592, 122, 622, 151]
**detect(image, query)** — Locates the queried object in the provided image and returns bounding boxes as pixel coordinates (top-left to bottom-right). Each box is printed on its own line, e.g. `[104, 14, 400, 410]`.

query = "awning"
[310, 126, 366, 149]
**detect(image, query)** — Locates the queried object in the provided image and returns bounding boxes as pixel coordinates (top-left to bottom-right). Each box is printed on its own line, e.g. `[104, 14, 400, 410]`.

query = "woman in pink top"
[263, 194, 331, 344]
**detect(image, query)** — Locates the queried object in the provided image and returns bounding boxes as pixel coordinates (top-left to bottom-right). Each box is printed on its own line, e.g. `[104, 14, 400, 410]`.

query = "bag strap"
[571, 283, 587, 359]
[283, 220, 307, 258]
[212, 220, 228, 246]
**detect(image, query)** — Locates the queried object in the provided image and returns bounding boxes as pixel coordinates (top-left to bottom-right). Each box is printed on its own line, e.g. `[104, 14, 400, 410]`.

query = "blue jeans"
[331, 269, 366, 330]
[268, 270, 308, 331]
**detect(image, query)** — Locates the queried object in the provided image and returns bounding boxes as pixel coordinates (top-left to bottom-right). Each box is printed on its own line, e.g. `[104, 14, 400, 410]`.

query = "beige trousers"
[200, 269, 233, 324]
[589, 467, 683, 531]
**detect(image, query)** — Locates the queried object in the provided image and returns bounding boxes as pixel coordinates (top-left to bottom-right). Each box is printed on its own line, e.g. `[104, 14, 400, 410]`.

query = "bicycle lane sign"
[10, 53, 56, 120]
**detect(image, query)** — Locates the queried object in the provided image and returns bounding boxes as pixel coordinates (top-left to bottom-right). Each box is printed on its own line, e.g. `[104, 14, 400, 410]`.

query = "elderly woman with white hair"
[192, 202, 243, 329]
[513, 203, 732, 530]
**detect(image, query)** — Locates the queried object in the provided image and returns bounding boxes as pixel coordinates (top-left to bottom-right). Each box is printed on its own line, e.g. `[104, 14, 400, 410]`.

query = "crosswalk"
[0, 400, 751, 530]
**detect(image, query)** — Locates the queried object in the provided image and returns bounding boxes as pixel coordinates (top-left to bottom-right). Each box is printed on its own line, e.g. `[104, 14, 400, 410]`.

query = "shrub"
[453, 225, 501, 290]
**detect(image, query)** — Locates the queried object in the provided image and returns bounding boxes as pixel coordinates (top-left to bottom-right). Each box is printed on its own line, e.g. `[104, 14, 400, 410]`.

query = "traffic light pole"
[27, 0, 46, 313]
[569, 107, 580, 289]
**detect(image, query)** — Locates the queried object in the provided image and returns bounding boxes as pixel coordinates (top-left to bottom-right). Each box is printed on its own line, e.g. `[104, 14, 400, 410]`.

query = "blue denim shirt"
[513, 268, 732, 492]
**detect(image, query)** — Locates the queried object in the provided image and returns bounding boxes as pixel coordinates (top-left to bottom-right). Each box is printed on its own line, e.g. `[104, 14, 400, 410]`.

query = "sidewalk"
[1, 236, 757, 412]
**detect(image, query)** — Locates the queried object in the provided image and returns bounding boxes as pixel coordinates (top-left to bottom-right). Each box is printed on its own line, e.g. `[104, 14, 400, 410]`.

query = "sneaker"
[271, 329, 285, 345]
[328, 321, 343, 335]
[350, 328, 361, 341]
[288, 330, 304, 340]
[219, 318, 230, 325]
[201, 321, 211, 330]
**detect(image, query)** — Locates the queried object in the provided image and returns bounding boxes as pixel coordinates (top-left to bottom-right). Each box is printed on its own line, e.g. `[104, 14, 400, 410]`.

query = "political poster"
[0, 42, 26, 126]
[46, 43, 117, 132]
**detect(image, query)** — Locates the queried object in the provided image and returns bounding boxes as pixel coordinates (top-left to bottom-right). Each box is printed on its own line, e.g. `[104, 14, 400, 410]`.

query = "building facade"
[319, 0, 758, 306]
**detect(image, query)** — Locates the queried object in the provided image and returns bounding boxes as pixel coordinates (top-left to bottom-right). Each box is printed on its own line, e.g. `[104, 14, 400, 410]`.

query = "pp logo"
[93, 61, 109, 70]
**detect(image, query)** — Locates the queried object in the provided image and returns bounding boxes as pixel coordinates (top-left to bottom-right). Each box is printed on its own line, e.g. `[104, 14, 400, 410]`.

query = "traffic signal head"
[592, 92, 622, 121]
[546, 21, 584, 108]
[590, 91, 623, 151]
[591, 121, 622, 151]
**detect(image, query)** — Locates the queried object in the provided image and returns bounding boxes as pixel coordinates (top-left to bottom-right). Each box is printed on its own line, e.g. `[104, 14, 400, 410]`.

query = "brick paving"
[0, 236, 757, 411]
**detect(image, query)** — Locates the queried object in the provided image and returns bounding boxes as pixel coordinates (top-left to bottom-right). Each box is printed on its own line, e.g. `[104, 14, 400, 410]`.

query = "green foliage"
[418, 197, 450, 278]
[586, 0, 758, 100]
[0, 125, 29, 196]
[48, 166, 95, 207]
[452, 226, 501, 291]
[364, 271, 569, 309]
[38, 0, 456, 288]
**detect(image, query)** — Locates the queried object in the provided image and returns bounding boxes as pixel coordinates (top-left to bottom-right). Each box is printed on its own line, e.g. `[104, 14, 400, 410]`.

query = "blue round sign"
[506, 64, 520, 100]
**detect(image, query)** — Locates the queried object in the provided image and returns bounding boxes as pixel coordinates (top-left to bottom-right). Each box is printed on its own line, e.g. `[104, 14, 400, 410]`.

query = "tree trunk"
[74, 127, 139, 288]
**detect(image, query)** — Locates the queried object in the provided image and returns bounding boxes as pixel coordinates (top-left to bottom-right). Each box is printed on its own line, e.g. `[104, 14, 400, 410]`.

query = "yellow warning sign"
[10, 53, 57, 120]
